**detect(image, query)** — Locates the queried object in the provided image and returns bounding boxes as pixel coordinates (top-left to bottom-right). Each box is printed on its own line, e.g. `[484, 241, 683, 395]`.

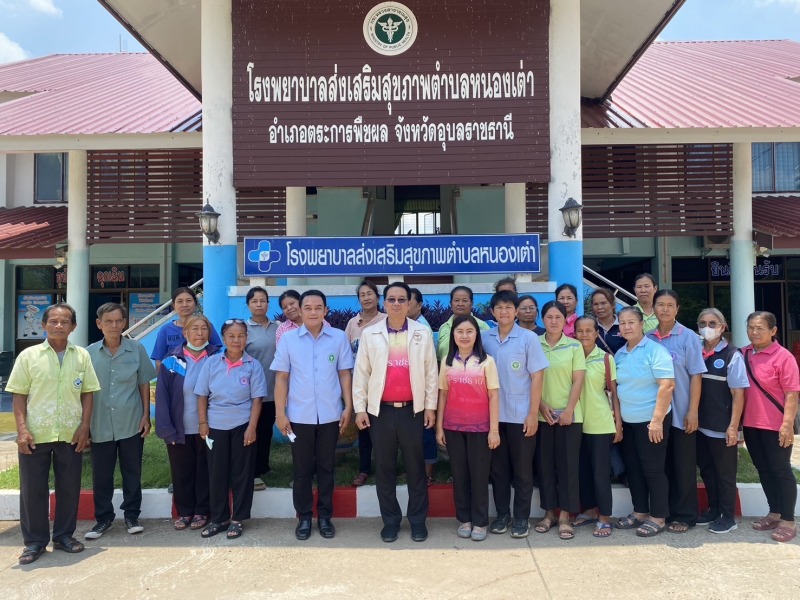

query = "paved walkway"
[1, 518, 799, 599]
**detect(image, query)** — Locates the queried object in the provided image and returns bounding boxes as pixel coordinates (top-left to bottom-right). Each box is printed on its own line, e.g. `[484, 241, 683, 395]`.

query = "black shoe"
[489, 513, 511, 534]
[696, 510, 719, 526]
[295, 518, 312, 541]
[381, 524, 399, 543]
[410, 523, 428, 542]
[318, 518, 335, 539]
[125, 518, 144, 534]
[510, 518, 530, 538]
[84, 520, 113, 540]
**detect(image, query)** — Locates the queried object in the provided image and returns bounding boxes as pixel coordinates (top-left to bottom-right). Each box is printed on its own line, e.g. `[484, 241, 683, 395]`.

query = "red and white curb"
[0, 483, 795, 521]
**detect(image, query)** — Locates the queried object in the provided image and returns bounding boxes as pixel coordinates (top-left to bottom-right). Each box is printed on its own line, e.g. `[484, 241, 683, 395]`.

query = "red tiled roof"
[0, 206, 68, 258]
[582, 40, 800, 129]
[752, 195, 800, 238]
[0, 54, 201, 135]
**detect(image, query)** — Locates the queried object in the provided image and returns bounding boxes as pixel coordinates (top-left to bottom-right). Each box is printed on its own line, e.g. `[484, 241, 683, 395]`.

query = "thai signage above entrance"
[232, 0, 550, 187]
[243, 234, 541, 278]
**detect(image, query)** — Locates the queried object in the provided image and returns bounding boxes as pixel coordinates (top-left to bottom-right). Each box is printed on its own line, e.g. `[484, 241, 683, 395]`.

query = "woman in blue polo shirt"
[614, 306, 674, 538]
[647, 289, 707, 533]
[195, 319, 267, 539]
[534, 301, 586, 540]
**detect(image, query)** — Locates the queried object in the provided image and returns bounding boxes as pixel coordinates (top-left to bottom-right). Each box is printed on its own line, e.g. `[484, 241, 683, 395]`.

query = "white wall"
[8, 154, 34, 207]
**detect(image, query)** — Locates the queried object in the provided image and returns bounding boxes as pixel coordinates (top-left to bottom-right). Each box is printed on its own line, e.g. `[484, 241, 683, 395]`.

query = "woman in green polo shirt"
[534, 301, 586, 540]
[571, 316, 622, 538]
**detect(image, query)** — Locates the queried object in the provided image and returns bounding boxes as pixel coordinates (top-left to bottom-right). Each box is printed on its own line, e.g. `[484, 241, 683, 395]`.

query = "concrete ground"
[1, 517, 799, 599]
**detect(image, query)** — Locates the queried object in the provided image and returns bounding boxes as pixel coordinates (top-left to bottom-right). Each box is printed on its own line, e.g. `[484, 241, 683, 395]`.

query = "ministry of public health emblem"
[363, 2, 418, 56]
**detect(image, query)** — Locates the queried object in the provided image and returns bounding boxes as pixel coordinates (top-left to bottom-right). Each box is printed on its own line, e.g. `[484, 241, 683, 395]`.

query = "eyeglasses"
[223, 318, 246, 326]
[518, 307, 537, 313]
[385, 298, 408, 304]
[697, 321, 719, 328]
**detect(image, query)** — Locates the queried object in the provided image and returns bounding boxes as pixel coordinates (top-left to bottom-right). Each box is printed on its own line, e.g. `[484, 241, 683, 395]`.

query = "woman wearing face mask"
[555, 284, 579, 338]
[647, 289, 707, 534]
[695, 308, 748, 534]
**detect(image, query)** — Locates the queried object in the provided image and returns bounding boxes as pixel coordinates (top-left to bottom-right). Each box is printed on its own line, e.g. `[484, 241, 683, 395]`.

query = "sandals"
[173, 516, 191, 530]
[771, 526, 796, 543]
[253, 478, 267, 491]
[571, 513, 597, 527]
[52, 537, 84, 553]
[668, 521, 691, 534]
[190, 515, 208, 530]
[201, 521, 230, 538]
[18, 544, 46, 565]
[534, 516, 556, 533]
[558, 523, 575, 540]
[752, 516, 780, 531]
[593, 522, 613, 538]
[636, 520, 666, 538]
[615, 514, 644, 530]
[227, 521, 243, 539]
[351, 472, 368, 487]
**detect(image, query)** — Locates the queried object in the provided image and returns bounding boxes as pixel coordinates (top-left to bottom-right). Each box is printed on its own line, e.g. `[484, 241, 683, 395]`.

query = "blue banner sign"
[243, 234, 540, 277]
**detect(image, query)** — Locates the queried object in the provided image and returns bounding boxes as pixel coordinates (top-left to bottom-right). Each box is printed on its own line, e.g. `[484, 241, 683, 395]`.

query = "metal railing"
[582, 265, 637, 305]
[122, 278, 204, 342]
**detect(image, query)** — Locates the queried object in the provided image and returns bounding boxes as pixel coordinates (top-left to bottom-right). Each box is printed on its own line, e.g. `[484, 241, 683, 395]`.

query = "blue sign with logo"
[243, 234, 540, 277]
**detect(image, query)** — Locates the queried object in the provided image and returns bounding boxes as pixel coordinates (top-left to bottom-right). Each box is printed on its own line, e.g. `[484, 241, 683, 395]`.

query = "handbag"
[603, 352, 615, 414]
[743, 350, 800, 434]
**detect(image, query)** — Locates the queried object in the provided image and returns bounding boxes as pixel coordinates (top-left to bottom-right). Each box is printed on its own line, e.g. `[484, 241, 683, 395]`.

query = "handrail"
[582, 265, 637, 304]
[122, 278, 204, 341]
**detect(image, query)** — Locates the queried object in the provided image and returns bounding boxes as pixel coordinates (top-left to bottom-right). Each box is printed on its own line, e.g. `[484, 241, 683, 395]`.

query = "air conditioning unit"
[702, 234, 731, 249]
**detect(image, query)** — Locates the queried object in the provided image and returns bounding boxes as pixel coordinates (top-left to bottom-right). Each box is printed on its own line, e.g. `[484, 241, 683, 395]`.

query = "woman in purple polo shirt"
[195, 319, 267, 539]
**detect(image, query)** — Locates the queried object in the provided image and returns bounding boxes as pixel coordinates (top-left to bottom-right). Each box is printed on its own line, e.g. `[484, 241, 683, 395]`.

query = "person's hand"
[199, 422, 210, 439]
[684, 409, 699, 434]
[339, 409, 352, 433]
[725, 426, 738, 447]
[558, 407, 574, 427]
[276, 414, 291, 436]
[244, 425, 257, 447]
[436, 426, 446, 447]
[16, 429, 35, 455]
[613, 417, 623, 444]
[647, 418, 664, 444]
[523, 411, 539, 437]
[539, 403, 556, 426]
[779, 422, 794, 448]
[488, 431, 500, 450]
[355, 411, 371, 430]
[72, 423, 91, 452]
[424, 409, 436, 429]
[139, 416, 151, 438]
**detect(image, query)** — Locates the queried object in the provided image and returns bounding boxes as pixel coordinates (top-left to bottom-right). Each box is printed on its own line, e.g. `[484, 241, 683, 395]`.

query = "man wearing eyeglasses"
[353, 282, 438, 543]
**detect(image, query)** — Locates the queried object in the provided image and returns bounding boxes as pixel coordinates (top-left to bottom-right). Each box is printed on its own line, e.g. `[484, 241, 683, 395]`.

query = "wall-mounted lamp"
[559, 197, 583, 238]
[197, 202, 221, 244]
[756, 246, 771, 258]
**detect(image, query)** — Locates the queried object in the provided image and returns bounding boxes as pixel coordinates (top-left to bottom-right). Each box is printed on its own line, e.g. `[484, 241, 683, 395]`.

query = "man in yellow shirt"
[7, 304, 101, 565]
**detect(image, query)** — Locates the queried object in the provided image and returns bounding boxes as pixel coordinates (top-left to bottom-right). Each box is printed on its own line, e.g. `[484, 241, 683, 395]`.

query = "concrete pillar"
[504, 183, 526, 234]
[201, 0, 237, 329]
[730, 143, 755, 347]
[285, 186, 306, 287]
[547, 0, 583, 309]
[66, 150, 89, 346]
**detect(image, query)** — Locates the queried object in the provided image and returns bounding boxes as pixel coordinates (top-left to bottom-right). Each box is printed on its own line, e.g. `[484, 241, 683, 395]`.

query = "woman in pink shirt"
[556, 284, 579, 338]
[741, 311, 799, 543]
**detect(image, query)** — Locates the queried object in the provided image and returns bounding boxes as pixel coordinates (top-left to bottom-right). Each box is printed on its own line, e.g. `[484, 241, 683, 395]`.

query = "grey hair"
[697, 307, 728, 329]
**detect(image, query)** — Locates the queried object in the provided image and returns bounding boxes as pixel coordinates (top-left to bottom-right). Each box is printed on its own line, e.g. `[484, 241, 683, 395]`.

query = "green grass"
[0, 413, 16, 433]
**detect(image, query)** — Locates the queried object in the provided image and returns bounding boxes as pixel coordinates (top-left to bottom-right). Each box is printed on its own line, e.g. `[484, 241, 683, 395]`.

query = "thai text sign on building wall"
[232, 0, 550, 187]
[243, 234, 541, 277]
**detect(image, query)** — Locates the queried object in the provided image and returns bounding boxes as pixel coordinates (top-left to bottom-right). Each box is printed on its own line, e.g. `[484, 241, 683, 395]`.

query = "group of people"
[7, 273, 799, 565]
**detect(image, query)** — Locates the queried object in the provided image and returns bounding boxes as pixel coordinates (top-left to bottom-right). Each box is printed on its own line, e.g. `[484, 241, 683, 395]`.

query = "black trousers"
[291, 421, 339, 519]
[578, 433, 615, 517]
[254, 401, 276, 477]
[744, 426, 797, 522]
[666, 426, 698, 526]
[537, 422, 582, 513]
[207, 423, 255, 524]
[19, 441, 82, 546]
[489, 422, 536, 519]
[90, 433, 144, 522]
[621, 421, 671, 518]
[166, 434, 210, 518]
[369, 404, 428, 525]
[445, 429, 491, 527]
[697, 431, 738, 519]
[357, 427, 372, 474]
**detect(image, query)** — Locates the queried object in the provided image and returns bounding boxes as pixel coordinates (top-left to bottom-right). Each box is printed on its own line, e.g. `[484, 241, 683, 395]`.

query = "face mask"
[186, 340, 209, 351]
[698, 327, 719, 342]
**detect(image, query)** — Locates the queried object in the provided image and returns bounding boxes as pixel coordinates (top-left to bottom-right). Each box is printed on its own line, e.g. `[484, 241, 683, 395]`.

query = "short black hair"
[42, 303, 77, 325]
[489, 290, 519, 309]
[171, 287, 197, 304]
[384, 281, 411, 301]
[300, 289, 327, 307]
[450, 285, 474, 302]
[279, 289, 301, 307]
[541, 300, 567, 319]
[246, 286, 269, 304]
[518, 294, 538, 308]
[555, 283, 578, 299]
[409, 287, 423, 304]
[494, 277, 517, 292]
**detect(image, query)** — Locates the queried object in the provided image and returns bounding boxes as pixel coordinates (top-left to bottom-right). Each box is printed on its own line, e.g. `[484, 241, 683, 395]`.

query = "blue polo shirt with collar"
[481, 324, 549, 424]
[615, 335, 675, 424]
[646, 322, 707, 429]
[194, 351, 267, 430]
[270, 324, 354, 425]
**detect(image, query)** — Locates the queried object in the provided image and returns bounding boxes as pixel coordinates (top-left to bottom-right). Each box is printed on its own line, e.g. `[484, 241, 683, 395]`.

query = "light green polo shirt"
[580, 345, 617, 435]
[634, 302, 658, 334]
[6, 340, 101, 444]
[437, 315, 490, 361]
[539, 334, 586, 422]
[87, 337, 157, 443]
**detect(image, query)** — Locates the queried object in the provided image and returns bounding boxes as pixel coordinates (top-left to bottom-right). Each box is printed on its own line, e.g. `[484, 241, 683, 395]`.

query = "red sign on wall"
[232, 0, 550, 187]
